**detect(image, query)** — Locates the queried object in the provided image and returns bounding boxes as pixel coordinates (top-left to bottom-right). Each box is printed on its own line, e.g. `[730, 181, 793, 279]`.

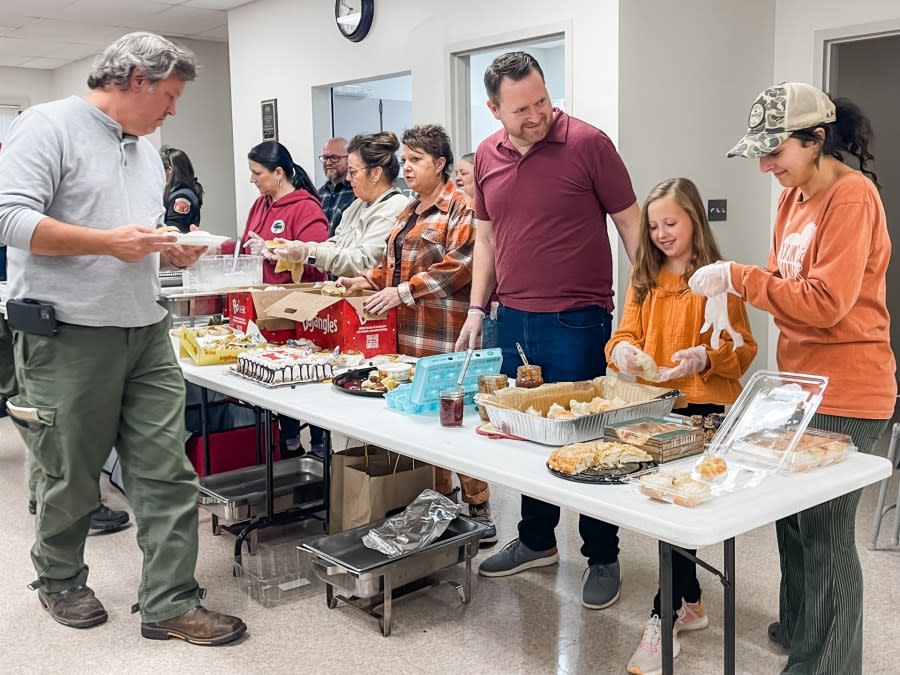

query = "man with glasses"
[317, 137, 354, 236]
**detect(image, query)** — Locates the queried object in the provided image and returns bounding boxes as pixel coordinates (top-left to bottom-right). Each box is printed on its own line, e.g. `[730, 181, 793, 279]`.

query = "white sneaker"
[627, 616, 680, 675]
[675, 598, 709, 632]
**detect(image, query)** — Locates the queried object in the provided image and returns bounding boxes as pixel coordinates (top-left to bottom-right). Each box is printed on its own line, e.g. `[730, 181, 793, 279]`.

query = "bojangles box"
[265, 286, 397, 357]
[226, 284, 307, 344]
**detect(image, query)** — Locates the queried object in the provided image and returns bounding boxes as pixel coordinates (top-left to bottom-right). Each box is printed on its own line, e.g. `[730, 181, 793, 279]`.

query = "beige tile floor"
[1, 417, 899, 675]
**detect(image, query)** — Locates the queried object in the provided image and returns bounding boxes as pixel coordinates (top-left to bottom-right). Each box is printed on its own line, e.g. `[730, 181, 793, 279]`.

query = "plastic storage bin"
[233, 541, 321, 607]
[183, 255, 262, 292]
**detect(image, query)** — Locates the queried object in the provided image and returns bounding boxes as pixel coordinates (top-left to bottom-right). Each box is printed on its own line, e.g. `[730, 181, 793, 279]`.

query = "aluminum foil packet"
[362, 489, 462, 558]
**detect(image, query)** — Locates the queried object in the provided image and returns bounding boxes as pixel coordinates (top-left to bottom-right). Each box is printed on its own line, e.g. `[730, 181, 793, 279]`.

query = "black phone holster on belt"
[6, 298, 59, 336]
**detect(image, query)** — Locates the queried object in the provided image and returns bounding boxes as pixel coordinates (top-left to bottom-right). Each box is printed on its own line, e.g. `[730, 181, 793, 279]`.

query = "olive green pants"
[778, 413, 889, 675]
[8, 318, 201, 622]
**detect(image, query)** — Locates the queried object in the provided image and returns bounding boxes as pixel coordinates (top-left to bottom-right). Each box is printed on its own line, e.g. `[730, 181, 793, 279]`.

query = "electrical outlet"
[708, 199, 727, 222]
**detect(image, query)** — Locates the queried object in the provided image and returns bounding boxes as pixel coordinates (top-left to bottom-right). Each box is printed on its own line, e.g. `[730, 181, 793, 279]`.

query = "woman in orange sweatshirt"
[607, 177, 757, 675]
[690, 83, 896, 675]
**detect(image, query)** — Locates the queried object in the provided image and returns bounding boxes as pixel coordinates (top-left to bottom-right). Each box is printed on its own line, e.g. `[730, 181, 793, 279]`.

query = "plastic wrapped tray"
[478, 377, 681, 446]
[707, 370, 829, 471]
[604, 417, 704, 462]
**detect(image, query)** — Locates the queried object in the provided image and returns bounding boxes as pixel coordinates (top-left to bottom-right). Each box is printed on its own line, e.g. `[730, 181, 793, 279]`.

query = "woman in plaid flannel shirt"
[339, 125, 498, 543]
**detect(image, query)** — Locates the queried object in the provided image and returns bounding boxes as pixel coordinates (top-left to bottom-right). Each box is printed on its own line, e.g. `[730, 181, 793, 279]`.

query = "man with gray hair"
[0, 32, 247, 645]
[317, 136, 354, 237]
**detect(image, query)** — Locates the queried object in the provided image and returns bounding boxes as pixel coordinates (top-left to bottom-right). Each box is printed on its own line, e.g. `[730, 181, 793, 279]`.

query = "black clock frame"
[335, 0, 374, 43]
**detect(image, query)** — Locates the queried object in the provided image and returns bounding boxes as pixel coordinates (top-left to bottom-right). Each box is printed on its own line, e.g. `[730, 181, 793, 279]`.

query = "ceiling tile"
[53, 0, 173, 26]
[185, 0, 254, 9]
[0, 55, 31, 67]
[137, 5, 227, 36]
[17, 56, 70, 69]
[14, 19, 139, 44]
[193, 25, 228, 41]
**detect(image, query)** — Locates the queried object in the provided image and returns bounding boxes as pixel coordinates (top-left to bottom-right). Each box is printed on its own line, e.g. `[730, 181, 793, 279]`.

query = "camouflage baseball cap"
[727, 82, 836, 158]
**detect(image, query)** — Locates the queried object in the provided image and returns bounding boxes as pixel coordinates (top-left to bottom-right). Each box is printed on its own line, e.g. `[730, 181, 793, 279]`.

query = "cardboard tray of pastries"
[475, 376, 683, 446]
[604, 416, 705, 463]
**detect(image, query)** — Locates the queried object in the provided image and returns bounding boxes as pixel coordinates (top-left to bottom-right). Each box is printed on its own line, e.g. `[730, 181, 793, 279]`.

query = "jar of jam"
[516, 365, 544, 389]
[439, 389, 466, 427]
[477, 373, 509, 421]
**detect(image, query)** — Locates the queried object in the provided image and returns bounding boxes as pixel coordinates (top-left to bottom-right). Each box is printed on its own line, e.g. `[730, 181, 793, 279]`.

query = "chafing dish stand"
[302, 516, 486, 636]
[193, 386, 331, 563]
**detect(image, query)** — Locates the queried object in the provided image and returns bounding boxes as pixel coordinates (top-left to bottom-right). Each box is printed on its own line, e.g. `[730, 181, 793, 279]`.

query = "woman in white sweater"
[269, 131, 408, 277]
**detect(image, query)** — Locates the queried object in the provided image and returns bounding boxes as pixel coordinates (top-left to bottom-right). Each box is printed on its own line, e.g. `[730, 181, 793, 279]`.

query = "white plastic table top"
[179, 360, 892, 549]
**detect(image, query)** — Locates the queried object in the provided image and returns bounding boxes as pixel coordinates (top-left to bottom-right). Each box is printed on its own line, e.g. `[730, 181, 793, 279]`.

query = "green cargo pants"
[777, 413, 889, 675]
[7, 317, 201, 622]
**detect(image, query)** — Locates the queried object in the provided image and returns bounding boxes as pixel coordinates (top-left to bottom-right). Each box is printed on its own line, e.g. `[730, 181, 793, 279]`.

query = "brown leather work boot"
[38, 585, 108, 628]
[141, 606, 247, 646]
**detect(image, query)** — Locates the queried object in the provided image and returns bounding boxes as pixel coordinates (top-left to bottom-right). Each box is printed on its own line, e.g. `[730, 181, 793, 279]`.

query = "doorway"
[828, 34, 900, 419]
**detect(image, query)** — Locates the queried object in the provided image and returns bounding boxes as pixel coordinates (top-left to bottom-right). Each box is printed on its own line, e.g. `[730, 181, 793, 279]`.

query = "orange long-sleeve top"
[730, 170, 896, 419]
[606, 270, 758, 405]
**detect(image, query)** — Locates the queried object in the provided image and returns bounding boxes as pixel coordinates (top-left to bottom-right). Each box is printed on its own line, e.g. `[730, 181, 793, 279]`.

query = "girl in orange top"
[691, 83, 896, 675]
[606, 177, 757, 675]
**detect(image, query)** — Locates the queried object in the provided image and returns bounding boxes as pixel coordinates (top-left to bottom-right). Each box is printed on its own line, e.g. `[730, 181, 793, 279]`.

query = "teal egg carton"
[384, 349, 502, 414]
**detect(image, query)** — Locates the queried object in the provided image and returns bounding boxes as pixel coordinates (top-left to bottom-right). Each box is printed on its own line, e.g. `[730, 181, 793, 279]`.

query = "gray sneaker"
[478, 538, 559, 577]
[582, 561, 621, 609]
[468, 502, 498, 546]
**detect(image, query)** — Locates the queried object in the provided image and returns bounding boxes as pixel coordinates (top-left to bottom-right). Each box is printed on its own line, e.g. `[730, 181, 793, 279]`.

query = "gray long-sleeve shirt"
[0, 96, 167, 327]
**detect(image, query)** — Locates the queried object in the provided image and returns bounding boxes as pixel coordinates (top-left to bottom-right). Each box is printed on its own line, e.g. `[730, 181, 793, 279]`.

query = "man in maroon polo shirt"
[456, 51, 640, 610]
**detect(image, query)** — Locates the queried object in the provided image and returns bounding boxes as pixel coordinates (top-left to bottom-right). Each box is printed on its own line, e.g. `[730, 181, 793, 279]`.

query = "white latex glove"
[243, 231, 266, 256]
[700, 293, 745, 350]
[273, 241, 308, 264]
[688, 261, 736, 297]
[657, 346, 709, 382]
[454, 312, 484, 351]
[611, 342, 649, 377]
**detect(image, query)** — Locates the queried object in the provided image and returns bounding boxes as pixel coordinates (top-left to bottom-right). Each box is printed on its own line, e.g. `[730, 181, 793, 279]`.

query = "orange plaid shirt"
[366, 180, 474, 357]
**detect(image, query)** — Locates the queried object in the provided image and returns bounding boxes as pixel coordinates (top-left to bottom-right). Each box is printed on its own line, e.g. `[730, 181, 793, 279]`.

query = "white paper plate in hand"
[172, 232, 231, 248]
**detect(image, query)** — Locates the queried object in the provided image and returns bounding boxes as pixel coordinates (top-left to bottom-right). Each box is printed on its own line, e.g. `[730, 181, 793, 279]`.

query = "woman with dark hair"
[160, 146, 203, 233]
[222, 141, 328, 284]
[338, 124, 497, 543]
[267, 131, 409, 278]
[690, 83, 896, 675]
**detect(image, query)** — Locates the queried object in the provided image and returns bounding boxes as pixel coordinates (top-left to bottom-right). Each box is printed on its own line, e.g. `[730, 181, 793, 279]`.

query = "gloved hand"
[688, 261, 736, 297]
[657, 346, 709, 382]
[273, 241, 308, 264]
[243, 231, 266, 256]
[611, 342, 650, 377]
[700, 293, 745, 350]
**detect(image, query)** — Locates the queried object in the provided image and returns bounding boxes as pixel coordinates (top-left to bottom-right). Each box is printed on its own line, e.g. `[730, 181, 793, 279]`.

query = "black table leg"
[659, 540, 675, 674]
[323, 429, 331, 532]
[263, 409, 274, 519]
[724, 537, 735, 674]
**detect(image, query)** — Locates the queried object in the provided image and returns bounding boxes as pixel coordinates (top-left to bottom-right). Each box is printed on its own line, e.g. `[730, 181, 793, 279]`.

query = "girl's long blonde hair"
[631, 177, 723, 304]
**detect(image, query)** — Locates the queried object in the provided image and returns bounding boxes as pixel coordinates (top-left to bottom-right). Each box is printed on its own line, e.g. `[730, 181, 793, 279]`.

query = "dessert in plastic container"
[779, 428, 856, 473]
[705, 370, 829, 472]
[630, 467, 713, 507]
[603, 416, 704, 462]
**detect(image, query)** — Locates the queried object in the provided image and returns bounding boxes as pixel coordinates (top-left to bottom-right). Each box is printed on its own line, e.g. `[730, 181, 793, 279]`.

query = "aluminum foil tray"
[485, 396, 678, 446]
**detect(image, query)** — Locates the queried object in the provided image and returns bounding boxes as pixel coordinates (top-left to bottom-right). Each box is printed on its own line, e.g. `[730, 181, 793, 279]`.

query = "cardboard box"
[179, 325, 248, 365]
[266, 288, 397, 357]
[227, 284, 308, 344]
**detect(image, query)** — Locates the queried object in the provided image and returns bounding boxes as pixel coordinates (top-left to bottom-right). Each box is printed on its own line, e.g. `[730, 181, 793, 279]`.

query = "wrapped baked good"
[694, 454, 728, 480]
[637, 470, 711, 507]
[548, 440, 652, 476]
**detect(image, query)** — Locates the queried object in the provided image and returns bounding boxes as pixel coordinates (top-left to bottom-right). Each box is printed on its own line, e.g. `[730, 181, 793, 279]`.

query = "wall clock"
[335, 0, 374, 43]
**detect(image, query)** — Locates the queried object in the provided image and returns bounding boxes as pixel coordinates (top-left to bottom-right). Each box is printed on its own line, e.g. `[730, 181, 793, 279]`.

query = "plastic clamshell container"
[233, 542, 321, 607]
[182, 255, 262, 292]
[384, 349, 501, 414]
[779, 428, 857, 473]
[706, 370, 829, 471]
[626, 466, 713, 508]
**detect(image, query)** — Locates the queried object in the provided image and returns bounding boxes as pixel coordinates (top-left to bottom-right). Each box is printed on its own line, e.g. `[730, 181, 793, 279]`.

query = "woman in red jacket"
[223, 141, 328, 284]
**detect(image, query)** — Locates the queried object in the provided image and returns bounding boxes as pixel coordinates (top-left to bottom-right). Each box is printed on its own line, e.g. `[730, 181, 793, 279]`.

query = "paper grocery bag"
[341, 449, 434, 532]
[329, 446, 372, 534]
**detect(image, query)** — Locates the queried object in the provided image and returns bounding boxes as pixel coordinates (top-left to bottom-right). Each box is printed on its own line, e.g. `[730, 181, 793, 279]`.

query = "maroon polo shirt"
[474, 109, 636, 313]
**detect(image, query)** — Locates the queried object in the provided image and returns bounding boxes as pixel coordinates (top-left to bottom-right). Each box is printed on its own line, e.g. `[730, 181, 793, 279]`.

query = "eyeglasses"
[347, 167, 368, 179]
[319, 154, 348, 163]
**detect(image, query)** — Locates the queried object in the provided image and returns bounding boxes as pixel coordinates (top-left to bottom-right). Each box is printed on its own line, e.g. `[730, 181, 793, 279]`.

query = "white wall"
[0, 67, 52, 108]
[227, 0, 620, 235]
[619, 0, 776, 376]
[156, 38, 236, 237]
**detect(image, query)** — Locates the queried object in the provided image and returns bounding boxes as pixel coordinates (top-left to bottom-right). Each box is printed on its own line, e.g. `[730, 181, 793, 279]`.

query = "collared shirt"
[474, 108, 636, 313]
[366, 180, 474, 357]
[318, 179, 355, 236]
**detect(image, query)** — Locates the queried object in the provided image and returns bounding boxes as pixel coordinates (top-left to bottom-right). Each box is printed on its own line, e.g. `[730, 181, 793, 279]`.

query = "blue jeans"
[497, 304, 617, 565]
[481, 316, 498, 349]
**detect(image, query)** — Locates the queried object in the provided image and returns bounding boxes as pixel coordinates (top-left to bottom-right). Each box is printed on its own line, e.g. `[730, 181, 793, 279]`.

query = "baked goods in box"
[638, 471, 711, 507]
[783, 429, 854, 472]
[609, 419, 685, 445]
[178, 325, 261, 365]
[548, 440, 652, 475]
